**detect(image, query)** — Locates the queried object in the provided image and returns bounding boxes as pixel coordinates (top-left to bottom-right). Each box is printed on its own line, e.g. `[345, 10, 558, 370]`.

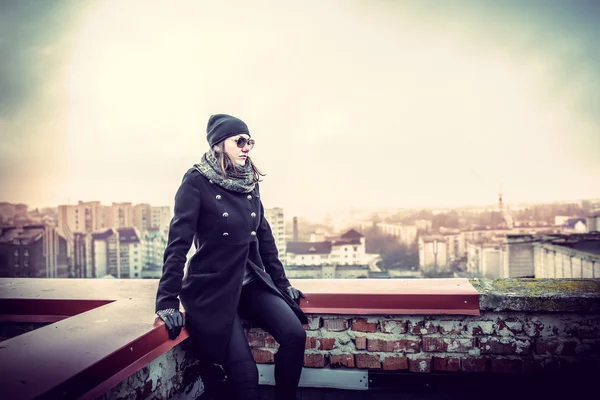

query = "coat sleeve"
[256, 198, 291, 292]
[155, 170, 202, 312]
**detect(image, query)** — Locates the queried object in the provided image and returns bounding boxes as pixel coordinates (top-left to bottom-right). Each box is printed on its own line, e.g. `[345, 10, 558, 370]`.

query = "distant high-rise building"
[91, 227, 142, 278]
[105, 202, 134, 229]
[151, 206, 171, 234]
[58, 201, 105, 235]
[133, 203, 152, 232]
[73, 232, 93, 278]
[265, 208, 286, 263]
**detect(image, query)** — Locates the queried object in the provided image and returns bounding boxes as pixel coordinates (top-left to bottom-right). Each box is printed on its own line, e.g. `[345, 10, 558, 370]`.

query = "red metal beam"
[0, 277, 480, 400]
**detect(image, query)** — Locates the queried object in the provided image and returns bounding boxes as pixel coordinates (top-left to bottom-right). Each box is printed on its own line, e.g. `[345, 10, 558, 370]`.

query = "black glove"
[156, 308, 185, 340]
[286, 286, 305, 305]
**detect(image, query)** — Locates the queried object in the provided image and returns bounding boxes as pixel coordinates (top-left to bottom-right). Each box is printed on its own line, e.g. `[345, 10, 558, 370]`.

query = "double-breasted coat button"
[222, 212, 229, 217]
[216, 195, 222, 200]
[247, 194, 252, 200]
[250, 231, 256, 236]
[223, 232, 229, 236]
[251, 212, 256, 218]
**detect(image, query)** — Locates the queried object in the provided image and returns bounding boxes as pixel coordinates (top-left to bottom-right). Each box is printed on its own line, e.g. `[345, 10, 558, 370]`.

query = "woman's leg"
[240, 281, 307, 400]
[221, 311, 261, 400]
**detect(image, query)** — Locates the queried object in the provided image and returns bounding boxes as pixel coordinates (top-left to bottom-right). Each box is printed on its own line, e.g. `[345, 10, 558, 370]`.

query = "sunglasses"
[233, 137, 255, 149]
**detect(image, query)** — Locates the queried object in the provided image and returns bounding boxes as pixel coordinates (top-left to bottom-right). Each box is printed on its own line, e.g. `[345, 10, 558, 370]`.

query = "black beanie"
[206, 114, 250, 147]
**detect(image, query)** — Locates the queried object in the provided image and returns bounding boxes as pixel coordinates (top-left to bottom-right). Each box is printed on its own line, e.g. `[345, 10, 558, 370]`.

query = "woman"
[155, 113, 308, 400]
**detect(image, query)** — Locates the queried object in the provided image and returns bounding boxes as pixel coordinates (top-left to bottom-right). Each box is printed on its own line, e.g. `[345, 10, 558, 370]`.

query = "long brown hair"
[212, 139, 265, 182]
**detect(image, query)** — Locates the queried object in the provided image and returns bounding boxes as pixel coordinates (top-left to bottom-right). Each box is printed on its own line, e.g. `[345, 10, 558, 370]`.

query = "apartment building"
[91, 227, 142, 278]
[376, 222, 418, 245]
[264, 207, 286, 262]
[286, 229, 373, 267]
[0, 224, 69, 278]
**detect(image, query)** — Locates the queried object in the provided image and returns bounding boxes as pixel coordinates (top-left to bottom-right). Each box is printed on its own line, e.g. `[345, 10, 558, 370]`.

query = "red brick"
[383, 356, 408, 371]
[247, 331, 278, 348]
[468, 322, 495, 336]
[461, 358, 489, 372]
[304, 353, 326, 368]
[252, 349, 274, 364]
[303, 316, 321, 331]
[318, 338, 336, 350]
[435, 321, 466, 335]
[409, 357, 431, 373]
[367, 338, 420, 353]
[422, 337, 474, 353]
[381, 320, 407, 334]
[324, 318, 349, 332]
[305, 336, 317, 349]
[535, 339, 579, 356]
[490, 358, 522, 374]
[523, 319, 544, 337]
[409, 320, 437, 335]
[433, 357, 460, 372]
[355, 336, 367, 350]
[330, 354, 355, 368]
[356, 354, 381, 369]
[352, 318, 378, 332]
[495, 320, 524, 336]
[479, 337, 531, 355]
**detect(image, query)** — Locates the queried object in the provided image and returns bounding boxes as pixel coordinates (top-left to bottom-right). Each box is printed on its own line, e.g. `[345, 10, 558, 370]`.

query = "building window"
[354, 246, 358, 251]
[345, 248, 348, 251]
[14, 249, 19, 257]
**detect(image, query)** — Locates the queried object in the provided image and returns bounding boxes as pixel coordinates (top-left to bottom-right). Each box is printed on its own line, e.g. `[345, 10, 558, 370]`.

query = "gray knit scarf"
[193, 151, 256, 193]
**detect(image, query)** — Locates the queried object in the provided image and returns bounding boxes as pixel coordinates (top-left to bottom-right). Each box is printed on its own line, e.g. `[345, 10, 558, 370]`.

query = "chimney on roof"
[293, 216, 298, 241]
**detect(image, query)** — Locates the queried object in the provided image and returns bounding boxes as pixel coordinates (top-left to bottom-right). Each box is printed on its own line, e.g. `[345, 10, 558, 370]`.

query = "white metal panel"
[257, 364, 369, 390]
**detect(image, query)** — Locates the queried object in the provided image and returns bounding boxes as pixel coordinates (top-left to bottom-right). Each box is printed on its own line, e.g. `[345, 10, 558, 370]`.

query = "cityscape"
[1, 193, 598, 281]
[1, 1, 600, 398]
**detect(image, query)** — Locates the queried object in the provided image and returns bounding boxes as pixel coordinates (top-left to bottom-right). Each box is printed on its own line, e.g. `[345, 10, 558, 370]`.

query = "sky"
[1, 0, 599, 217]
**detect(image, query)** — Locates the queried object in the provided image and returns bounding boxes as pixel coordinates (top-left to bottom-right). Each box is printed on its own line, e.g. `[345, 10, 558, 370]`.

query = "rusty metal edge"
[297, 292, 481, 315]
[75, 327, 190, 400]
[300, 307, 481, 316]
[37, 314, 186, 400]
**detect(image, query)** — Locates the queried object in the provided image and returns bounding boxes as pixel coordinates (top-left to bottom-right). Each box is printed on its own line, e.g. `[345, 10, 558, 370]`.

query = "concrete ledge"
[471, 278, 600, 312]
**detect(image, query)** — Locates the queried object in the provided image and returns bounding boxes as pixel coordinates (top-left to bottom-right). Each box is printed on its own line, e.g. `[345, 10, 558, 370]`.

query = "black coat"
[155, 167, 308, 365]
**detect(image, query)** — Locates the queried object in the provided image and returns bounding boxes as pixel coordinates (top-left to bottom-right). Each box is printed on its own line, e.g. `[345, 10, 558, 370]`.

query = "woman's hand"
[286, 286, 305, 305]
[156, 308, 185, 340]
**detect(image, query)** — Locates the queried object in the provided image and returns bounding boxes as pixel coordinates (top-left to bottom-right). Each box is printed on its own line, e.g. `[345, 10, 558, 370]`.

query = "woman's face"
[223, 133, 253, 167]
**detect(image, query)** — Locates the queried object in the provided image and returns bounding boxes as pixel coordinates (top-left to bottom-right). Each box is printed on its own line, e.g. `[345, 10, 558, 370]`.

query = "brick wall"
[247, 313, 600, 374]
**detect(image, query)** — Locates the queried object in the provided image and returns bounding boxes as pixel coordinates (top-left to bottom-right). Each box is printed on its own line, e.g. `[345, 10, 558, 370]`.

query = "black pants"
[223, 279, 306, 400]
